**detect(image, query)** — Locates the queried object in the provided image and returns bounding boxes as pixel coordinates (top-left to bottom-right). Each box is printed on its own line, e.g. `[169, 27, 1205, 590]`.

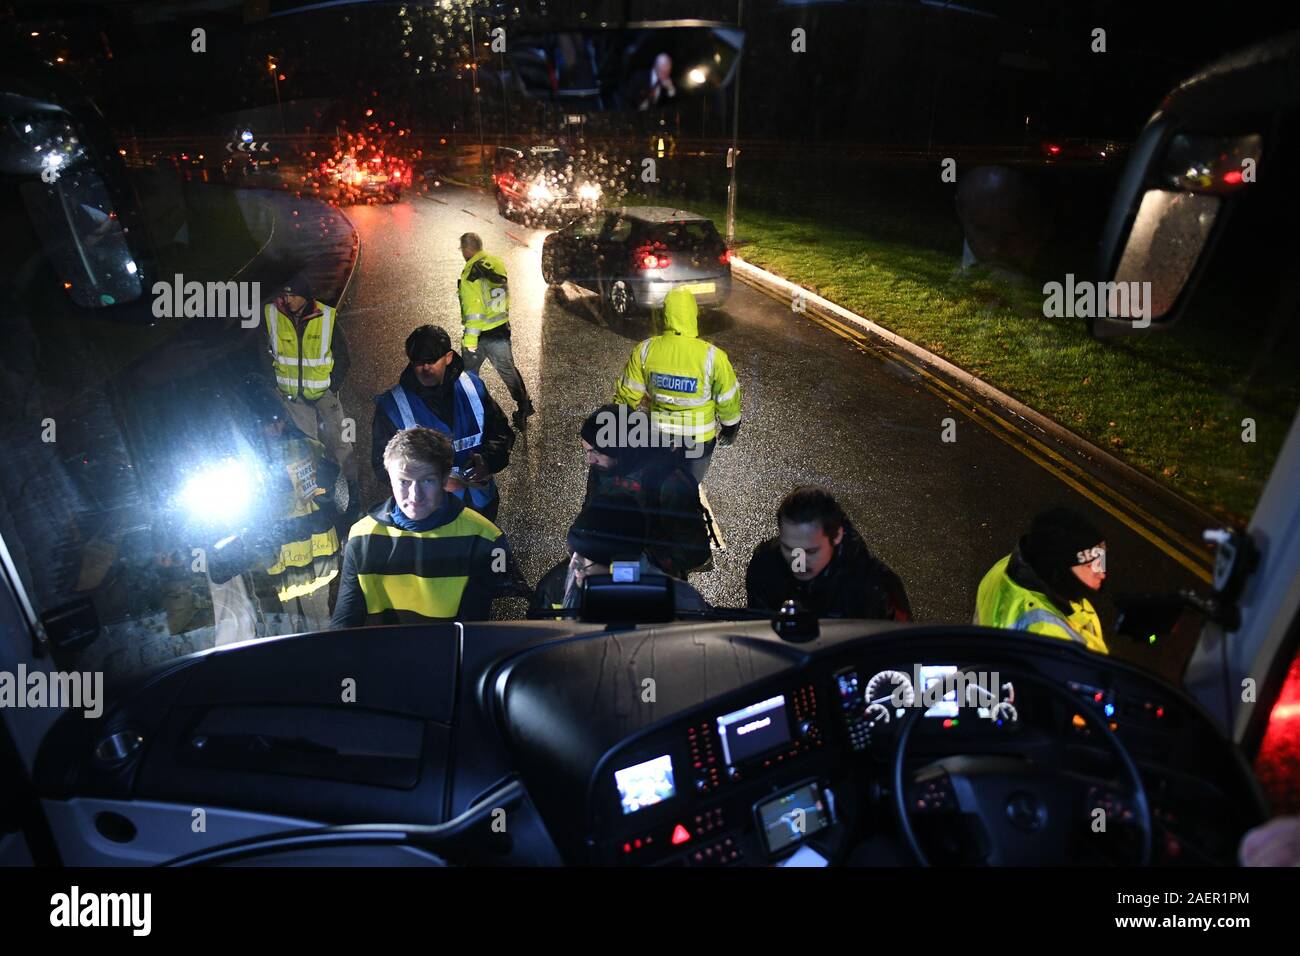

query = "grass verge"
[623, 190, 1297, 521]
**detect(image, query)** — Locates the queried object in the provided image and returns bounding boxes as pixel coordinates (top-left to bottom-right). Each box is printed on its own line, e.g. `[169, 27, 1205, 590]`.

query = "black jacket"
[583, 446, 710, 577]
[370, 354, 514, 485]
[745, 520, 911, 621]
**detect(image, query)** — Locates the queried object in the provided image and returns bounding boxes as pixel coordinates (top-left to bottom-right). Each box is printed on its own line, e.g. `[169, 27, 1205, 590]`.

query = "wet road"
[334, 185, 1199, 678]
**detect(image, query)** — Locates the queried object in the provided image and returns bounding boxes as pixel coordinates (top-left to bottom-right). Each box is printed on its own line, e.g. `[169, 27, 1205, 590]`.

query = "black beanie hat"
[280, 271, 314, 302]
[567, 494, 647, 566]
[1022, 507, 1104, 601]
[579, 404, 658, 462]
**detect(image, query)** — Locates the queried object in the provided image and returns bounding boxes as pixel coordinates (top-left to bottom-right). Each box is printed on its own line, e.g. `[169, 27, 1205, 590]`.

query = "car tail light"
[719, 248, 732, 264]
[635, 246, 671, 269]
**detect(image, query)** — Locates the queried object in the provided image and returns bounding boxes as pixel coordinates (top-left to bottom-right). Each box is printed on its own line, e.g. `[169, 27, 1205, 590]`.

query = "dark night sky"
[8, 0, 1300, 145]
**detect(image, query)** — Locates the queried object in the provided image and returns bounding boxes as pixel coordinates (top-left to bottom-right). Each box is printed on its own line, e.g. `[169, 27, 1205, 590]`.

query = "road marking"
[230, 211, 276, 279]
[735, 273, 1214, 584]
[505, 230, 528, 246]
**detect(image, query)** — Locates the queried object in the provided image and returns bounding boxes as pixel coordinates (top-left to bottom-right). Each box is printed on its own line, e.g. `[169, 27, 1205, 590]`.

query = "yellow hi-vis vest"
[265, 301, 337, 401]
[458, 251, 510, 349]
[347, 505, 503, 623]
[975, 554, 1108, 655]
[614, 288, 741, 442]
[265, 435, 341, 601]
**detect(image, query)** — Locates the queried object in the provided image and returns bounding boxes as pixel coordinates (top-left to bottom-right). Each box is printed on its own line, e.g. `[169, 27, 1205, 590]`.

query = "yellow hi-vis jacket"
[614, 288, 741, 443]
[458, 250, 510, 350]
[265, 300, 337, 401]
[975, 554, 1108, 655]
[265, 434, 341, 601]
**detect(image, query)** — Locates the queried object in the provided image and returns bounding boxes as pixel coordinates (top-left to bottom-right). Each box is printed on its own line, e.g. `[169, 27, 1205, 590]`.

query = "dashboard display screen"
[717, 695, 791, 765]
[756, 782, 831, 854]
[614, 754, 676, 815]
[919, 665, 959, 718]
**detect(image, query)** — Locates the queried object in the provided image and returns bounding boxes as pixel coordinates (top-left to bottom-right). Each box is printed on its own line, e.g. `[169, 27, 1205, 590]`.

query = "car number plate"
[679, 282, 715, 294]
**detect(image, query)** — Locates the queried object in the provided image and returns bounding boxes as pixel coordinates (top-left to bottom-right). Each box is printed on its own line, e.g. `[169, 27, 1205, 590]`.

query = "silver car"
[542, 206, 733, 320]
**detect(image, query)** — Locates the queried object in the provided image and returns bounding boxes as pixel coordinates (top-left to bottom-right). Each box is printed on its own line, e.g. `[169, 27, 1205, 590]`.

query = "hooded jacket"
[370, 353, 514, 486]
[614, 288, 741, 443]
[746, 519, 911, 621]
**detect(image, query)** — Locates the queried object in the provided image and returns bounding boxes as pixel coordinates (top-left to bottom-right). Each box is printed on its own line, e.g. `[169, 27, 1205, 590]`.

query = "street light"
[268, 57, 286, 136]
[467, 5, 486, 181]
[726, 0, 745, 245]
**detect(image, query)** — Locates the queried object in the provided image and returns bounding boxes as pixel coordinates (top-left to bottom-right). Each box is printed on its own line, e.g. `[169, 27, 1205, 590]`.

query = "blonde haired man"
[331, 427, 516, 626]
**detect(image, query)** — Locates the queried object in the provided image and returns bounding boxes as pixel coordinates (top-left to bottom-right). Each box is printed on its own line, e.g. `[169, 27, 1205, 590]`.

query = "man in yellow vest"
[458, 233, 535, 429]
[331, 427, 518, 626]
[614, 287, 741, 484]
[259, 407, 342, 633]
[199, 387, 344, 638]
[975, 506, 1109, 655]
[264, 273, 357, 503]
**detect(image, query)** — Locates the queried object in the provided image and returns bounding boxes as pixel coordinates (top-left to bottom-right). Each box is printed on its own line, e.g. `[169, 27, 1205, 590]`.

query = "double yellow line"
[737, 273, 1214, 584]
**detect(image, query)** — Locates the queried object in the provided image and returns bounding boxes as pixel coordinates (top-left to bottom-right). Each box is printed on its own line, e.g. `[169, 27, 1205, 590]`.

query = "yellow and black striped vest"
[346, 503, 503, 623]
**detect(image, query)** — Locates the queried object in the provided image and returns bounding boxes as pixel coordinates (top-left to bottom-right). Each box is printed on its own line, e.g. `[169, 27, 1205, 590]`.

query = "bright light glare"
[577, 182, 601, 201]
[688, 68, 707, 85]
[527, 181, 554, 202]
[125, 260, 137, 275]
[177, 459, 257, 525]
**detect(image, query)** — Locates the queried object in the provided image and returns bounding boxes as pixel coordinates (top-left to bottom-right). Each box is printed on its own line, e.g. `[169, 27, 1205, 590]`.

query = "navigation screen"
[717, 695, 791, 765]
[756, 783, 831, 854]
[919, 665, 959, 718]
[614, 754, 676, 815]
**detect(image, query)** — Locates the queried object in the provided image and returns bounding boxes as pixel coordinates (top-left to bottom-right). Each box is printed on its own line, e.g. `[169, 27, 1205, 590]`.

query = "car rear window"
[645, 220, 721, 251]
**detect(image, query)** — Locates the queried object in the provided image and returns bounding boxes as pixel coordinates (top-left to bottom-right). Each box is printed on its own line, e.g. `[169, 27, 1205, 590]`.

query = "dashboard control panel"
[595, 682, 833, 865]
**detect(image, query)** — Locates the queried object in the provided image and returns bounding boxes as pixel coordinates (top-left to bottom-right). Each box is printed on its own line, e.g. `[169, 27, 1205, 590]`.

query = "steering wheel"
[892, 670, 1152, 866]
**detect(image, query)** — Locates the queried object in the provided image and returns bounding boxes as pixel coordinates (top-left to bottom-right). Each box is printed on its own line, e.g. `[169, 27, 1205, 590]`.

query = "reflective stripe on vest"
[378, 375, 494, 508]
[1013, 608, 1084, 644]
[391, 386, 417, 429]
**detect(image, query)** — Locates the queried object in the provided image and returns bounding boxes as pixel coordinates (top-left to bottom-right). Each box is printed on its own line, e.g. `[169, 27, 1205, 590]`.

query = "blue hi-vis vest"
[376, 373, 497, 511]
